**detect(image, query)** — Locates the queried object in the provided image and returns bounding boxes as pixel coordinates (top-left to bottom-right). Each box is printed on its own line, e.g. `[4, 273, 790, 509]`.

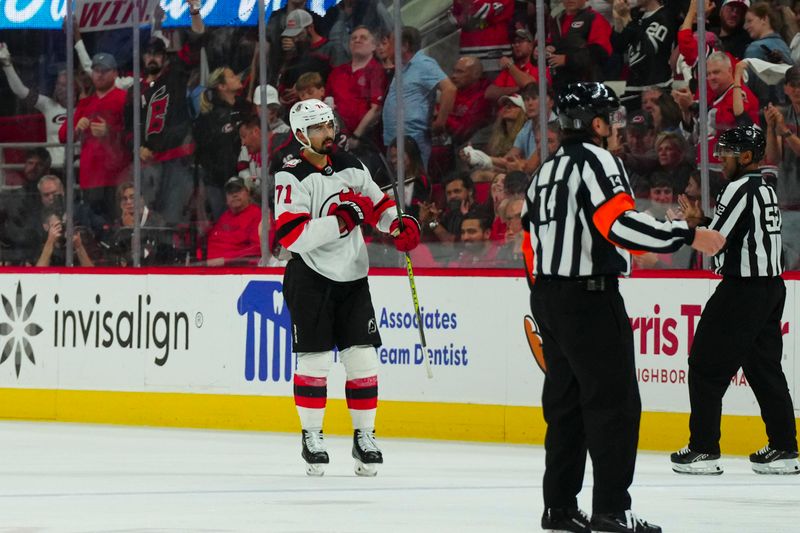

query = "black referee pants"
[688, 276, 797, 454]
[532, 277, 641, 514]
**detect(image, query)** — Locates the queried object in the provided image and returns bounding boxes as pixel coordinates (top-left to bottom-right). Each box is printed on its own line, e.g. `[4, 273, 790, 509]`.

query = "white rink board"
[0, 273, 796, 416]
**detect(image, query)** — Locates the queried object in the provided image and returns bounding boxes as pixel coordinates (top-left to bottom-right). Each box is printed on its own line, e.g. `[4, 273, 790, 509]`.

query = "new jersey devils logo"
[320, 188, 363, 218]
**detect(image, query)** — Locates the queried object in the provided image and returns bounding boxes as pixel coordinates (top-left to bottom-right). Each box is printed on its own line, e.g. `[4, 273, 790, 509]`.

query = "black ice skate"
[749, 445, 800, 475]
[301, 429, 329, 476]
[541, 507, 591, 533]
[590, 510, 662, 533]
[670, 446, 723, 475]
[352, 429, 383, 477]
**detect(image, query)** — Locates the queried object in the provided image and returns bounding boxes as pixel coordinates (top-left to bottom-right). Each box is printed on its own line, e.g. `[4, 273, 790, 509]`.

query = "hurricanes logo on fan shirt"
[145, 85, 169, 136]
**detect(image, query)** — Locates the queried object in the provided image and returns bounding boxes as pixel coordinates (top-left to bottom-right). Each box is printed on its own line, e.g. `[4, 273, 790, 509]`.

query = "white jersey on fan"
[1, 64, 66, 167]
[274, 151, 397, 282]
[33, 95, 67, 167]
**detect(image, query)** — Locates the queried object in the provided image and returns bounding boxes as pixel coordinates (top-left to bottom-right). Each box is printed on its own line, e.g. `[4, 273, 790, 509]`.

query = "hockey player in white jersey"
[274, 99, 421, 476]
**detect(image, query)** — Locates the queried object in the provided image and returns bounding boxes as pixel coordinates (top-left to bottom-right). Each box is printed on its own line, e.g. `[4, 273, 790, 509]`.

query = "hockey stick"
[379, 177, 417, 191]
[371, 147, 433, 379]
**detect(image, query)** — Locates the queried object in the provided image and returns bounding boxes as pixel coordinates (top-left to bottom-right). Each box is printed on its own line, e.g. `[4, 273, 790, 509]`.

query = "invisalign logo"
[0, 282, 43, 378]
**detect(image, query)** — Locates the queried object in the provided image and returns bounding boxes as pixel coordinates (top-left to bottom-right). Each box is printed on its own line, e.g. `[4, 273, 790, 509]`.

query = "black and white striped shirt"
[710, 172, 783, 277]
[524, 139, 695, 277]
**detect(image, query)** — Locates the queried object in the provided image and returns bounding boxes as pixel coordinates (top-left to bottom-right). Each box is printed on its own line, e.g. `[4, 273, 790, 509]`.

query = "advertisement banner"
[0, 0, 342, 30]
[0, 273, 795, 418]
[76, 0, 158, 32]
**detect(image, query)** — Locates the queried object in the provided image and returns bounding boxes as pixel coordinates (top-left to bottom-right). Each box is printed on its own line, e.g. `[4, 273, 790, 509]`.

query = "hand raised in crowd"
[62, 13, 81, 43]
[612, 0, 631, 19]
[418, 201, 441, 225]
[691, 228, 726, 255]
[686, 0, 716, 23]
[675, 194, 705, 228]
[90, 117, 108, 138]
[499, 56, 514, 70]
[0, 42, 11, 67]
[140, 146, 154, 162]
[734, 59, 749, 82]
[671, 87, 694, 112]
[459, 198, 472, 216]
[765, 103, 786, 131]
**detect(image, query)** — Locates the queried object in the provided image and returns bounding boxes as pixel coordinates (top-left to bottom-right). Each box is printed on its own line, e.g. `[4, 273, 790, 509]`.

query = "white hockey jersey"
[274, 151, 398, 282]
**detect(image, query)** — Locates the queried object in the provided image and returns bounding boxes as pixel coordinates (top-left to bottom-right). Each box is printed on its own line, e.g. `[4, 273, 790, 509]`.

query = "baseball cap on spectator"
[282, 9, 313, 37]
[514, 28, 534, 42]
[225, 177, 250, 193]
[91, 53, 117, 71]
[253, 84, 280, 106]
[628, 110, 654, 132]
[499, 94, 525, 111]
[785, 65, 800, 85]
[721, 0, 750, 7]
[143, 37, 167, 55]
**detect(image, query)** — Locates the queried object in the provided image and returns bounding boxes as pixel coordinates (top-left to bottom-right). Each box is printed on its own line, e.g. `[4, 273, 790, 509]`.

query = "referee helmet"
[714, 125, 766, 163]
[557, 82, 619, 132]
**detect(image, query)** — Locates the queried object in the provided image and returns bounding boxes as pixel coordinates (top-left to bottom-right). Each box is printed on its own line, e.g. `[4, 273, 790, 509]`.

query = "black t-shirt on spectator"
[193, 95, 253, 187]
[719, 26, 752, 60]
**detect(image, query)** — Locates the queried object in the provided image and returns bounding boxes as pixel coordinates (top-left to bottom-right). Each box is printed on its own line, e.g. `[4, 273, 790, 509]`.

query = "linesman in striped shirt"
[525, 82, 725, 533]
[670, 126, 800, 476]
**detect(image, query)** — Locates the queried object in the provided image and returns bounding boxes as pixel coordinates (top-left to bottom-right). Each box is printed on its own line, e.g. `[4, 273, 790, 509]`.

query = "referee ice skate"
[274, 99, 420, 477]
[670, 126, 800, 476]
[525, 82, 725, 533]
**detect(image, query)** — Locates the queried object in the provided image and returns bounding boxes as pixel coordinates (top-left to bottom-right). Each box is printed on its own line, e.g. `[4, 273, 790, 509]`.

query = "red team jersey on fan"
[453, 0, 514, 50]
[58, 87, 129, 189]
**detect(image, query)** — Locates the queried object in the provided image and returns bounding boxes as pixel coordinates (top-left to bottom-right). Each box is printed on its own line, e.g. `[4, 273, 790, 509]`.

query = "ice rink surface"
[0, 421, 797, 533]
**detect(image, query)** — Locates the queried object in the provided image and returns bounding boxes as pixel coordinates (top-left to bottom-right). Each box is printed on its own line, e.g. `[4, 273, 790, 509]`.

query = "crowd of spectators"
[2, 0, 800, 269]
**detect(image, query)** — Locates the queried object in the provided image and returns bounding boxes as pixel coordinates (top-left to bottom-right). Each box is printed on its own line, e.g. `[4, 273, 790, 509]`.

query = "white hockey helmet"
[289, 99, 336, 151]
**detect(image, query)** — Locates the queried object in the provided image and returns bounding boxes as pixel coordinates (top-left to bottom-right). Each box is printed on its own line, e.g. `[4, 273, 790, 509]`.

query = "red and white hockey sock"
[294, 374, 327, 430]
[345, 376, 378, 430]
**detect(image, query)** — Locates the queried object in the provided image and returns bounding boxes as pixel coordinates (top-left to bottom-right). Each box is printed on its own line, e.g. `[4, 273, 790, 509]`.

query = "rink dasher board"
[0, 269, 796, 455]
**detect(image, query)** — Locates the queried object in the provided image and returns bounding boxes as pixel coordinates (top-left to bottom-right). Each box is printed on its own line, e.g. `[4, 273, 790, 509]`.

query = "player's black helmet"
[714, 125, 766, 163]
[557, 82, 619, 131]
